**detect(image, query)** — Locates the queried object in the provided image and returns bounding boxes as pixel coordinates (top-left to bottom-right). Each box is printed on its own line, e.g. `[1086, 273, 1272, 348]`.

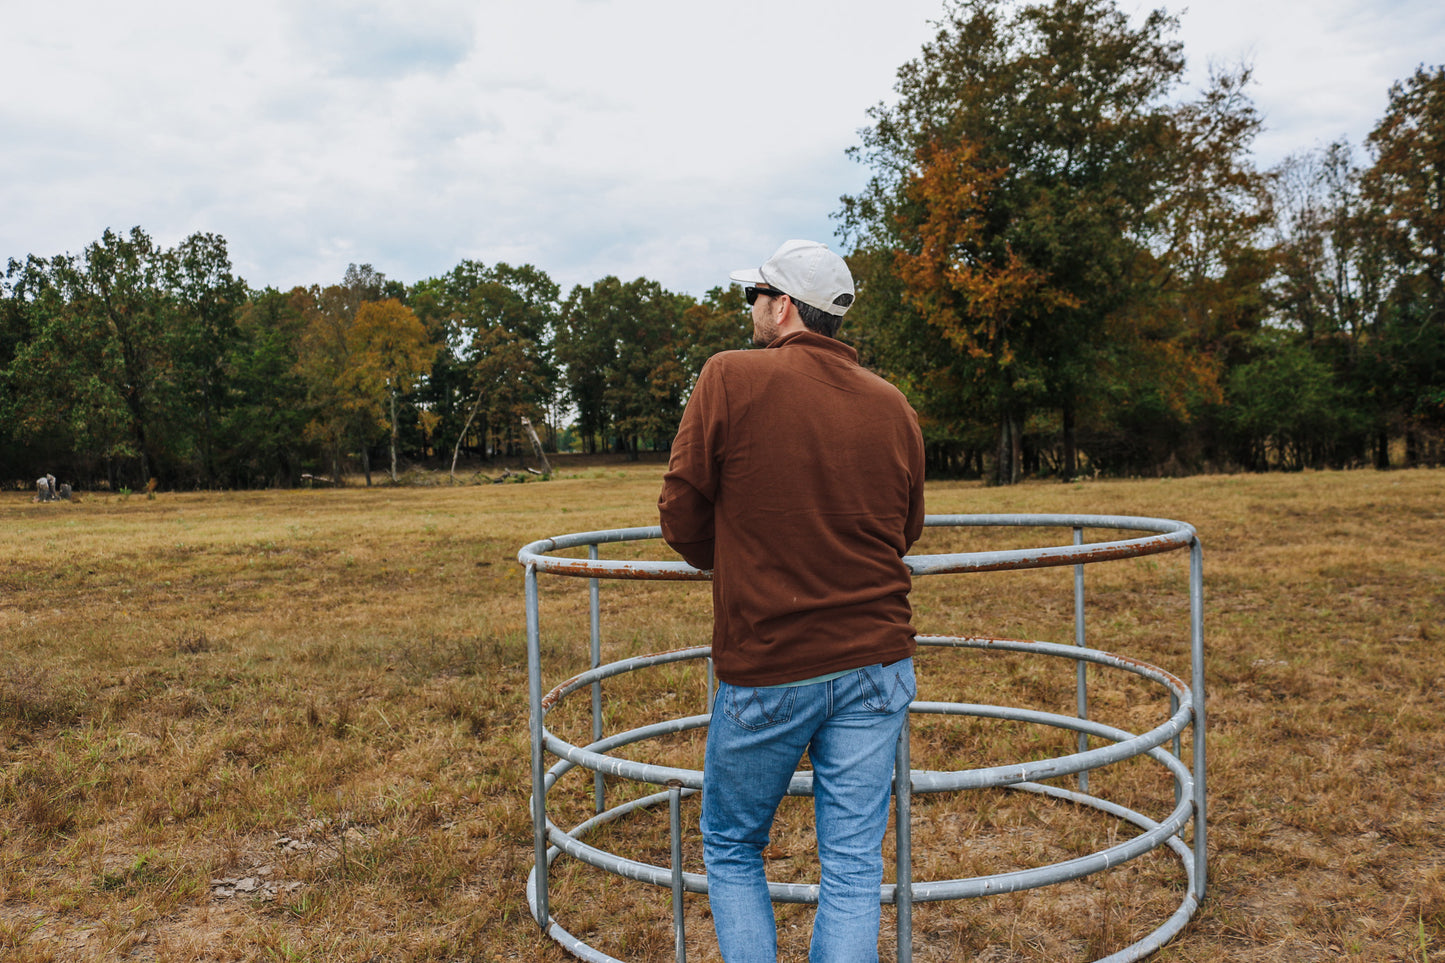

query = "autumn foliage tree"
[296, 284, 365, 483]
[892, 137, 1078, 481]
[679, 285, 752, 388]
[841, 0, 1270, 481]
[348, 298, 436, 482]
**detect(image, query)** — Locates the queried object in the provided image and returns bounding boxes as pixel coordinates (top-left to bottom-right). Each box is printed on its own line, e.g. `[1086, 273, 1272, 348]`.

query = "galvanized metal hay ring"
[518, 515, 1206, 962]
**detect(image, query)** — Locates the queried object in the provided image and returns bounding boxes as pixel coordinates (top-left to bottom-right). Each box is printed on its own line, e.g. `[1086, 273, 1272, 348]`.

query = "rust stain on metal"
[541, 671, 592, 712]
[519, 516, 1207, 957]
[927, 635, 1188, 693]
[928, 536, 1184, 575]
[525, 520, 1190, 581]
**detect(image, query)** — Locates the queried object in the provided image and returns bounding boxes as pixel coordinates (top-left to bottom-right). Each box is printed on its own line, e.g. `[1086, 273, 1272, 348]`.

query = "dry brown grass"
[1, 467, 1442, 961]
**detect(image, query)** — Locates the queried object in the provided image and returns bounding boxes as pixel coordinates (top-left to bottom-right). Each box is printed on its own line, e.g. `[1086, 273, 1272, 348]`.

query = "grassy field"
[1, 466, 1441, 962]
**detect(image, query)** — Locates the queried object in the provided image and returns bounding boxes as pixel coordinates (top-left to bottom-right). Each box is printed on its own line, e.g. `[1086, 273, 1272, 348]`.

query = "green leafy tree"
[66, 229, 172, 486]
[554, 282, 614, 454]
[556, 277, 694, 457]
[1, 229, 260, 488]
[1361, 64, 1445, 461]
[1365, 66, 1445, 309]
[1225, 331, 1366, 470]
[411, 261, 559, 466]
[220, 287, 315, 486]
[1, 253, 133, 483]
[0, 261, 31, 476]
[680, 286, 752, 386]
[160, 232, 249, 486]
[446, 323, 550, 477]
[1, 228, 221, 488]
[1267, 142, 1389, 467]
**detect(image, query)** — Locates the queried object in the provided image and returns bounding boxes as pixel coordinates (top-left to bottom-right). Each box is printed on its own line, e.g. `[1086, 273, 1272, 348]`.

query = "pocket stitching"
[723, 685, 797, 732]
[863, 665, 915, 713]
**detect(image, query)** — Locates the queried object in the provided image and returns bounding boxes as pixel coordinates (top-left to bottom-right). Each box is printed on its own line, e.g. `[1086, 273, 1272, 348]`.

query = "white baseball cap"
[730, 240, 856, 317]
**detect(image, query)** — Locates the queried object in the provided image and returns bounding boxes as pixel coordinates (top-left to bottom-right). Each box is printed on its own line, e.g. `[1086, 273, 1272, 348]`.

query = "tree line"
[0, 236, 751, 490]
[842, 0, 1444, 482]
[3, 0, 1442, 490]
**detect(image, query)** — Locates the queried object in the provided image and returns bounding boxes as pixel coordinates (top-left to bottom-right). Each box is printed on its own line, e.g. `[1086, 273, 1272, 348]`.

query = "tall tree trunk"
[1062, 399, 1078, 480]
[994, 418, 1009, 485]
[1374, 428, 1390, 469]
[450, 390, 485, 483]
[201, 380, 216, 488]
[388, 387, 399, 482]
[521, 417, 553, 475]
[994, 413, 1022, 485]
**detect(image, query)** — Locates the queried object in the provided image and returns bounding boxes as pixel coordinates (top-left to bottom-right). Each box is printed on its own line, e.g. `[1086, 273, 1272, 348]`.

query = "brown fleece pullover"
[658, 330, 926, 686]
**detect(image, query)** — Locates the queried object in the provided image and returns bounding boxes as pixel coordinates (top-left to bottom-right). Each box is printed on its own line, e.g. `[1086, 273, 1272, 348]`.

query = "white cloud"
[2, 0, 1443, 297]
[1177, 0, 1445, 162]
[285, 0, 478, 78]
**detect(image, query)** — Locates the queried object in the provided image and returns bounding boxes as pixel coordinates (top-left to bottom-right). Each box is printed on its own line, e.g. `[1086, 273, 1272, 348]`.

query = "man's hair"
[789, 296, 842, 338]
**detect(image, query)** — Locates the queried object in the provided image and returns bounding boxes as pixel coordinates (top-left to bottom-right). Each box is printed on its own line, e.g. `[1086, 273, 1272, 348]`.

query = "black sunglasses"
[745, 286, 788, 306]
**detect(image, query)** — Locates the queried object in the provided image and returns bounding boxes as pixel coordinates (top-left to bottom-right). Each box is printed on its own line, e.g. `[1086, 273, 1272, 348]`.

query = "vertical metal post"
[1073, 526, 1089, 794]
[669, 783, 688, 963]
[706, 657, 715, 713]
[1170, 691, 1182, 808]
[525, 563, 550, 927]
[1189, 537, 1208, 899]
[590, 544, 605, 815]
[894, 712, 913, 963]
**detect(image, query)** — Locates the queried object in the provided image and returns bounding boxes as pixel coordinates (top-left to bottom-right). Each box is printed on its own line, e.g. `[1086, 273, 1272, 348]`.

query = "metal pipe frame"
[519, 515, 1205, 962]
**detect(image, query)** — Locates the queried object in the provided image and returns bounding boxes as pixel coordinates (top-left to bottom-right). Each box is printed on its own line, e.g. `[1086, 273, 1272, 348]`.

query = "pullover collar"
[766, 329, 859, 365]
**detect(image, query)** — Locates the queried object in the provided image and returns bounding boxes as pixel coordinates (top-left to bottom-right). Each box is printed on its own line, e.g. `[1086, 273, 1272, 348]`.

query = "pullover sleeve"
[903, 410, 927, 552]
[658, 359, 727, 571]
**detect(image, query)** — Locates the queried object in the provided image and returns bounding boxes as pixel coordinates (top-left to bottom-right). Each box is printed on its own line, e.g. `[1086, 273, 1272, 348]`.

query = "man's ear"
[776, 296, 804, 333]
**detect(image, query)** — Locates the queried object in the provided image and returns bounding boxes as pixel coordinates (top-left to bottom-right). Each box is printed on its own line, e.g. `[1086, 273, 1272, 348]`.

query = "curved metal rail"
[519, 515, 1206, 962]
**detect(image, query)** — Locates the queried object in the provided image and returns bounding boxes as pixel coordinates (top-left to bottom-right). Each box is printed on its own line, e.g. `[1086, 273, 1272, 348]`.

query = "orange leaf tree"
[893, 137, 1079, 481]
[349, 298, 437, 483]
[841, 0, 1270, 480]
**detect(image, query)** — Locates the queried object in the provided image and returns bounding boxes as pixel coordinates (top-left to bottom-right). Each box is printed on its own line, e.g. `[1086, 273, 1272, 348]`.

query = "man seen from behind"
[658, 239, 926, 963]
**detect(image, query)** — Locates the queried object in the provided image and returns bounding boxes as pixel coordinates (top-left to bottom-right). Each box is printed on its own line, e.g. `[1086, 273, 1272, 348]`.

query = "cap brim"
[729, 267, 764, 285]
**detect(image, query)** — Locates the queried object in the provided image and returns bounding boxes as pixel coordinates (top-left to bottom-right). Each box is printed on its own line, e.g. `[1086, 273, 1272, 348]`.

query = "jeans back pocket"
[859, 660, 916, 714]
[721, 683, 798, 732]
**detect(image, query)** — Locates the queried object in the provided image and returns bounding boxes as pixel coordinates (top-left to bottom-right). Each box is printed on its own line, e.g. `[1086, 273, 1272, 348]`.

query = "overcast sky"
[2, 0, 1442, 299]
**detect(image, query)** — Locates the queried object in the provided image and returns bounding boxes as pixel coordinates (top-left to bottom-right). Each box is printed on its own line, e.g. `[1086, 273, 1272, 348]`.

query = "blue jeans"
[702, 659, 915, 963]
